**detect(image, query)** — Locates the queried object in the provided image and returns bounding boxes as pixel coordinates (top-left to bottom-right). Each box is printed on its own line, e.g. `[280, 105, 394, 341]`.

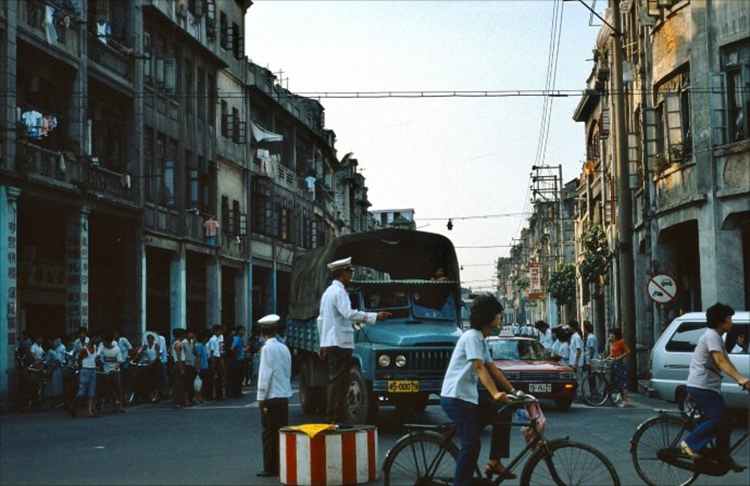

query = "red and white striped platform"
[279, 425, 378, 485]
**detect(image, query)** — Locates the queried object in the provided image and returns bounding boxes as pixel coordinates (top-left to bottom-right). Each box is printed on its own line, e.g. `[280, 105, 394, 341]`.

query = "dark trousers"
[684, 386, 733, 462]
[184, 366, 197, 402]
[171, 364, 185, 406]
[261, 398, 289, 474]
[211, 359, 224, 400]
[324, 347, 352, 423]
[199, 369, 212, 400]
[440, 392, 511, 486]
[227, 360, 244, 397]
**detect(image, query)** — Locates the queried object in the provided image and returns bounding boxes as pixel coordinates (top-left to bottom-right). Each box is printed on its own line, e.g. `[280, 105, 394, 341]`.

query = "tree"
[578, 224, 610, 286]
[548, 263, 576, 306]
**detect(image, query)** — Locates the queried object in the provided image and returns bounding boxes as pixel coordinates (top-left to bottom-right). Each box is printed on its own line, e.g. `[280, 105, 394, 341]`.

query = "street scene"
[1, 0, 750, 485]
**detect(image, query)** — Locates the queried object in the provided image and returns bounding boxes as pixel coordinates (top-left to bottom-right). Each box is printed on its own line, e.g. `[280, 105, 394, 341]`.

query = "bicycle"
[630, 402, 749, 486]
[580, 358, 623, 407]
[382, 393, 621, 485]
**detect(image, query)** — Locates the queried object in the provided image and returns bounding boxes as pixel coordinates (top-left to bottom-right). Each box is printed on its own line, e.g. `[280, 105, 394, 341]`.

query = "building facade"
[0, 0, 376, 400]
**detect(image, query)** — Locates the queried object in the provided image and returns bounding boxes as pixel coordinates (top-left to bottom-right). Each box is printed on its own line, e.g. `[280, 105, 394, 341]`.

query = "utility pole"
[610, 0, 637, 390]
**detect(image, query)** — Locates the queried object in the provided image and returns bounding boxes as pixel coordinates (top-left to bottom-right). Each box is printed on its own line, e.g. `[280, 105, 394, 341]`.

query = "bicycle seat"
[404, 423, 454, 434]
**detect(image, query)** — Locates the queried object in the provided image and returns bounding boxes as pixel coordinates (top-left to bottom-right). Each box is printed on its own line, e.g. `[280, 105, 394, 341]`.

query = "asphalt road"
[1, 384, 748, 486]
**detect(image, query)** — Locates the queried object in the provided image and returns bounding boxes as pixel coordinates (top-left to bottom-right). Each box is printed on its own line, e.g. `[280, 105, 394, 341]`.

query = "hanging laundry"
[21, 111, 43, 139]
[45, 6, 58, 44]
[305, 176, 316, 192]
[97, 22, 112, 44]
[58, 152, 67, 174]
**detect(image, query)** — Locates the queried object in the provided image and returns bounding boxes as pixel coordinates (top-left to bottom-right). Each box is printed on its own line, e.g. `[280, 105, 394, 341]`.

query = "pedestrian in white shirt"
[30, 336, 45, 364]
[568, 320, 585, 397]
[316, 257, 391, 423]
[535, 321, 553, 349]
[256, 314, 292, 478]
[207, 325, 225, 401]
[583, 321, 599, 364]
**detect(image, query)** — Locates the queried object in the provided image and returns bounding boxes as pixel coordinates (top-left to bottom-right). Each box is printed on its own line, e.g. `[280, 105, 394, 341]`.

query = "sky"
[246, 0, 603, 292]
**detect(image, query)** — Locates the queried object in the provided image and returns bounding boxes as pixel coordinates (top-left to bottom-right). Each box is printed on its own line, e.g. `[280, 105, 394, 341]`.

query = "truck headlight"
[395, 355, 407, 367]
[378, 355, 391, 368]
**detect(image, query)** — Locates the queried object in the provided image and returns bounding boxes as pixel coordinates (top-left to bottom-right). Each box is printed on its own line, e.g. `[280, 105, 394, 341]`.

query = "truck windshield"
[411, 289, 457, 321]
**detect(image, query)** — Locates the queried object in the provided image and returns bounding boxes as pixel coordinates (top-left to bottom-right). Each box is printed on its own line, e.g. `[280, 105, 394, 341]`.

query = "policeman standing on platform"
[256, 314, 292, 478]
[317, 257, 391, 423]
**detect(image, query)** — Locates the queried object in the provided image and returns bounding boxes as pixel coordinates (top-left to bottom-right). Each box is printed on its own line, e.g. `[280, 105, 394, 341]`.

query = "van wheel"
[345, 367, 377, 424]
[678, 390, 702, 420]
[299, 361, 323, 415]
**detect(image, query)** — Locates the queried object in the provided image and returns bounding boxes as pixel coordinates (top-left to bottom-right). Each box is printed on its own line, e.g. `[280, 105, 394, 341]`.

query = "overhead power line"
[420, 212, 528, 221]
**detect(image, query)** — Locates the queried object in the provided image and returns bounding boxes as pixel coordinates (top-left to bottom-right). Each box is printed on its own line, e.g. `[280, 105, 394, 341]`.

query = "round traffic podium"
[279, 424, 378, 485]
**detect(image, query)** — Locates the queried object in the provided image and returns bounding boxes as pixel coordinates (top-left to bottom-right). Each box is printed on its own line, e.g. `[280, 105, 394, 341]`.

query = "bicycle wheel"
[630, 415, 699, 486]
[581, 372, 609, 406]
[521, 439, 620, 486]
[382, 431, 458, 486]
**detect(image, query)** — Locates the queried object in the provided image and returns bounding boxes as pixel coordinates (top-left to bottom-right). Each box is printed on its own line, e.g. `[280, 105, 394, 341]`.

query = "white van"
[649, 311, 749, 413]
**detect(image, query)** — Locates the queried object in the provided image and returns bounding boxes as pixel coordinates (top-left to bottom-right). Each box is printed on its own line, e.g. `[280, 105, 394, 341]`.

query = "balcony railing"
[16, 142, 134, 203]
[19, 0, 81, 58]
[276, 163, 297, 191]
[88, 36, 135, 83]
[654, 162, 696, 210]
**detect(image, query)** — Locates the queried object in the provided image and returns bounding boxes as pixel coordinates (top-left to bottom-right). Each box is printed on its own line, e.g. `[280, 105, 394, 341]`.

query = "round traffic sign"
[647, 274, 677, 304]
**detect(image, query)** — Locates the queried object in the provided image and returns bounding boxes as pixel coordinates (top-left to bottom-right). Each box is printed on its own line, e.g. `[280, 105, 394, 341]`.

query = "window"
[221, 196, 230, 234]
[233, 200, 241, 237]
[232, 22, 243, 59]
[164, 50, 176, 95]
[153, 134, 165, 203]
[723, 42, 750, 142]
[144, 31, 152, 83]
[144, 128, 154, 200]
[232, 107, 240, 143]
[655, 69, 690, 162]
[184, 58, 193, 113]
[197, 67, 205, 120]
[219, 12, 228, 49]
[207, 74, 216, 126]
[665, 322, 706, 353]
[185, 150, 195, 207]
[220, 100, 228, 137]
[165, 139, 177, 206]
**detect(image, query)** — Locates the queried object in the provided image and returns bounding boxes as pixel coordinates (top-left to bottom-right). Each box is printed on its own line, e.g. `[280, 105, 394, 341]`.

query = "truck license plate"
[529, 383, 552, 393]
[388, 381, 419, 393]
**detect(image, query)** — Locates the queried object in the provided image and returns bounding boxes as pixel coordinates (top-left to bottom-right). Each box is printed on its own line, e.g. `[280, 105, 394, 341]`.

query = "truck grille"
[519, 372, 562, 381]
[405, 349, 453, 371]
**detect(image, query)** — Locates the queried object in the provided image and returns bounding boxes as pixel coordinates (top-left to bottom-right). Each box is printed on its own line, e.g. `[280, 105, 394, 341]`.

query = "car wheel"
[299, 360, 323, 415]
[678, 390, 702, 420]
[554, 397, 574, 410]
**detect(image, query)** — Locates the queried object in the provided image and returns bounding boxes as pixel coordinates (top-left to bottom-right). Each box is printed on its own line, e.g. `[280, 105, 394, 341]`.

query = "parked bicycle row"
[13, 324, 264, 416]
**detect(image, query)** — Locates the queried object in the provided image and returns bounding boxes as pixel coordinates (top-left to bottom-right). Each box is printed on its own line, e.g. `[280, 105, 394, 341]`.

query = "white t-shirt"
[570, 332, 584, 366]
[100, 346, 122, 373]
[539, 329, 553, 349]
[585, 334, 599, 363]
[687, 329, 727, 393]
[440, 329, 492, 405]
[118, 337, 133, 362]
[80, 346, 99, 369]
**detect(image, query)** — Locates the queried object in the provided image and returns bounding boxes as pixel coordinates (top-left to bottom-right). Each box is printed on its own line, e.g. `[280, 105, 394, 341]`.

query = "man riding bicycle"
[680, 302, 749, 471]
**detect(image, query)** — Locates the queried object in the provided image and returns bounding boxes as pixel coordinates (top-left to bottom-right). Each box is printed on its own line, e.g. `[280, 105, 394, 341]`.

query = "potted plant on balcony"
[205, 17, 216, 39]
[652, 152, 671, 176]
[669, 142, 685, 163]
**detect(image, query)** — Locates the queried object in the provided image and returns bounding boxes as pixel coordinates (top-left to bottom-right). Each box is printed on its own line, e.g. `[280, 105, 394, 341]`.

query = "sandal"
[486, 461, 517, 480]
[680, 441, 701, 459]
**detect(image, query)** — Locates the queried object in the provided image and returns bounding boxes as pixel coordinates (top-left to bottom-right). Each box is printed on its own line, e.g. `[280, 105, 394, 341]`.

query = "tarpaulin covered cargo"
[288, 229, 461, 320]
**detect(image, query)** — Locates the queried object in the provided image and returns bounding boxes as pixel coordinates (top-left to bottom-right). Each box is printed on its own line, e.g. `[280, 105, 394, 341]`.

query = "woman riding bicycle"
[680, 302, 749, 471]
[440, 294, 517, 486]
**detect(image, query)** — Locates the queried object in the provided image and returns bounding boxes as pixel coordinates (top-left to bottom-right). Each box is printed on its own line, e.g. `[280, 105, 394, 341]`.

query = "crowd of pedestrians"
[14, 323, 265, 416]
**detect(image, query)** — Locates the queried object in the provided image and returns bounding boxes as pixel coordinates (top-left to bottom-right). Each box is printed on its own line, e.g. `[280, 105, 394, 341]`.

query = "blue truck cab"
[286, 229, 462, 423]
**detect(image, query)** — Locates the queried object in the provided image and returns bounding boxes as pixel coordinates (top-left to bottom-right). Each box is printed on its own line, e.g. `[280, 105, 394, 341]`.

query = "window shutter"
[628, 133, 640, 189]
[710, 72, 727, 146]
[164, 57, 176, 94]
[239, 213, 247, 236]
[645, 108, 659, 168]
[665, 93, 682, 154]
[233, 26, 244, 60]
[225, 111, 234, 138]
[237, 119, 246, 144]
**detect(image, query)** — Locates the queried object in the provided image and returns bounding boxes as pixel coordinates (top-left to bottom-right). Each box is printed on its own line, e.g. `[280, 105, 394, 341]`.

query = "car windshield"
[411, 289, 457, 321]
[489, 339, 554, 360]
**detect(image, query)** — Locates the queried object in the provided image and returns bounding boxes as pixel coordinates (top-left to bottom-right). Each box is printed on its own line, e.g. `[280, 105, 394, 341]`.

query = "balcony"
[654, 162, 698, 213]
[18, 0, 81, 59]
[275, 163, 297, 191]
[145, 204, 181, 235]
[15, 142, 135, 204]
[87, 36, 135, 85]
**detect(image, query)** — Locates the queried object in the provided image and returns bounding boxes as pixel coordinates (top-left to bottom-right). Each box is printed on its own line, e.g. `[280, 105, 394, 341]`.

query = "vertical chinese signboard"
[528, 262, 541, 300]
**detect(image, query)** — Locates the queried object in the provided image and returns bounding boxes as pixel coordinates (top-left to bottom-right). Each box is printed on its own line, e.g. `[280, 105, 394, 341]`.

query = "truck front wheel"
[299, 360, 324, 415]
[345, 367, 378, 424]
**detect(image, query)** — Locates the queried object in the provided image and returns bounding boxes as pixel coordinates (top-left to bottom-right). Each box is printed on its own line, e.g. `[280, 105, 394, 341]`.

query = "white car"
[649, 311, 749, 414]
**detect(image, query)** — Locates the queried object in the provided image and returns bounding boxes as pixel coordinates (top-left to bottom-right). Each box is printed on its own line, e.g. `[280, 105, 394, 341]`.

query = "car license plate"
[388, 381, 419, 393]
[529, 383, 552, 393]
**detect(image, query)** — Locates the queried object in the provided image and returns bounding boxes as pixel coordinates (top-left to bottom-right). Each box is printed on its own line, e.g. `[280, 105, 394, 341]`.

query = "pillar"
[206, 257, 221, 328]
[699, 223, 745, 309]
[121, 226, 145, 340]
[264, 267, 276, 315]
[170, 245, 186, 331]
[0, 186, 21, 398]
[234, 262, 249, 327]
[66, 206, 90, 335]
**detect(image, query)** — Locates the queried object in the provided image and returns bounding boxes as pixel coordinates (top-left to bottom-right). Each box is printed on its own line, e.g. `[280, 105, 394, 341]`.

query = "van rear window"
[665, 322, 706, 352]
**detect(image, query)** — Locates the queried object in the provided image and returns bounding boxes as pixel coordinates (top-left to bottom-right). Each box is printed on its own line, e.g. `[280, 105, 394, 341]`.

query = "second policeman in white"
[317, 257, 391, 422]
[256, 314, 292, 478]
